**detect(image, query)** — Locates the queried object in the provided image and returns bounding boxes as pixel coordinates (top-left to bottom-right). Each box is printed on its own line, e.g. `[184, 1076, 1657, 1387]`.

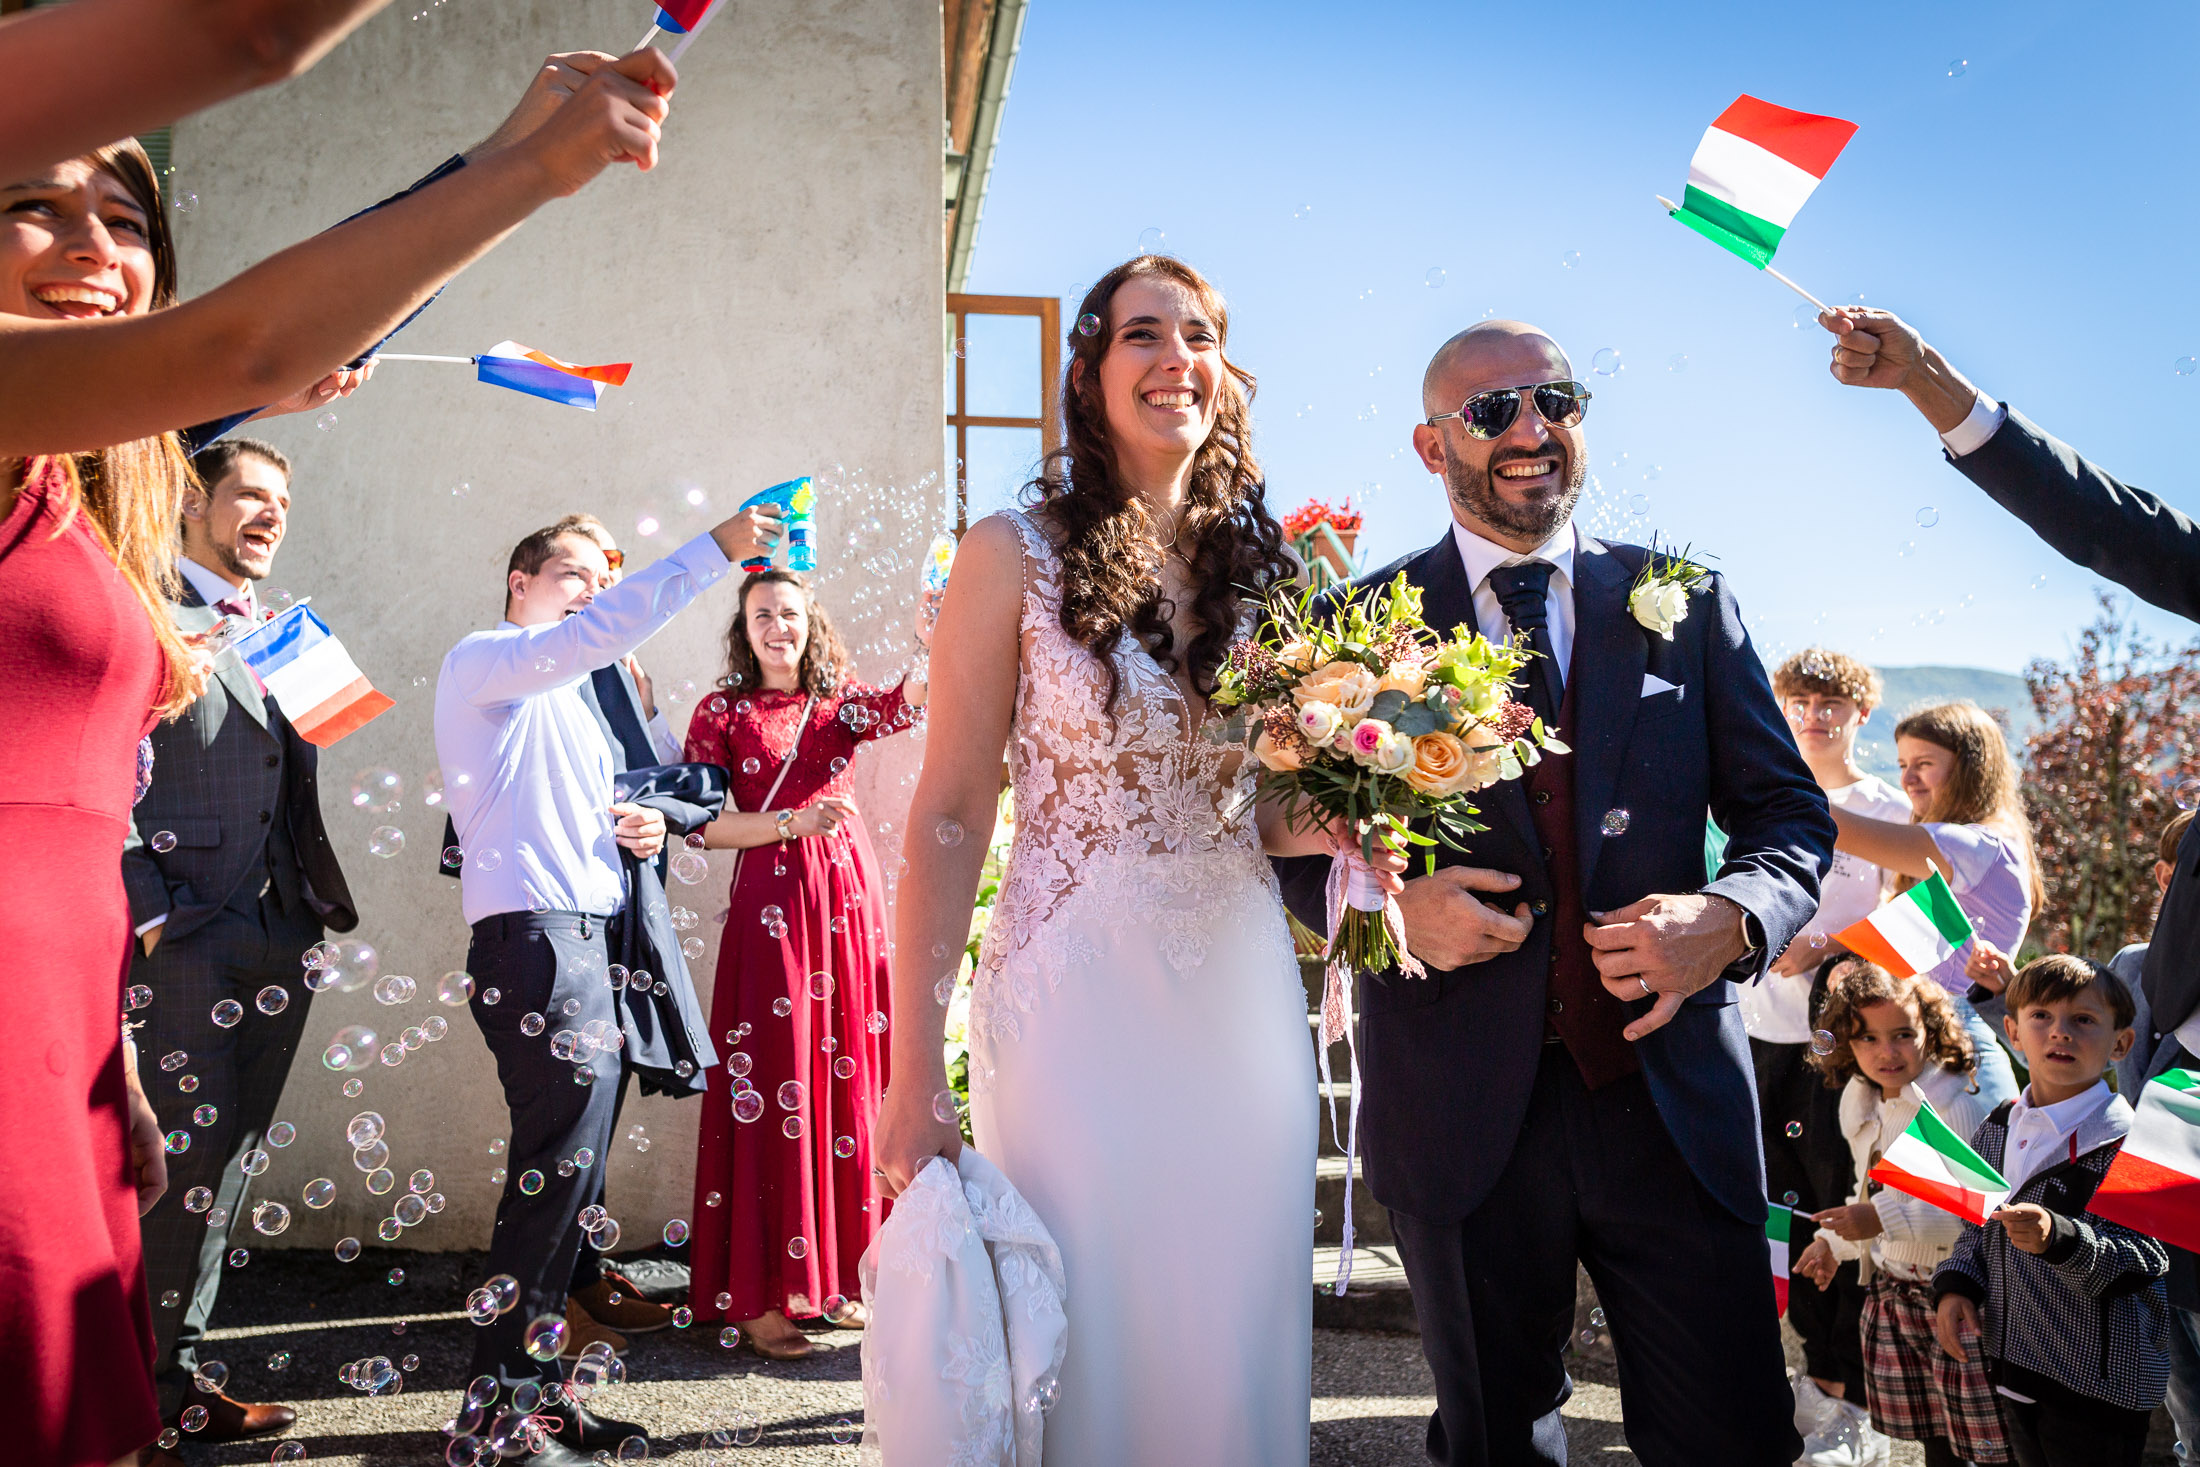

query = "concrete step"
[1314, 1154, 1394, 1248]
[1312, 1243, 1417, 1332]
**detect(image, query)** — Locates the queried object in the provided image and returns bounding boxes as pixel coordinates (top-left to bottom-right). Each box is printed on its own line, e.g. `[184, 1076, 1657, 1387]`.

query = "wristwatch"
[774, 808, 796, 842]
[1704, 891, 1764, 968]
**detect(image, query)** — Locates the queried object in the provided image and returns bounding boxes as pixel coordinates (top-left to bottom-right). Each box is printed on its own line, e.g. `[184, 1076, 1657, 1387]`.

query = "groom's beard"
[1441, 442, 1586, 544]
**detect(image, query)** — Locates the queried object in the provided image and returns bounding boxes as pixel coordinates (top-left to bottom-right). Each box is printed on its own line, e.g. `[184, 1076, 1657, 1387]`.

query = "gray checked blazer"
[121, 581, 357, 942]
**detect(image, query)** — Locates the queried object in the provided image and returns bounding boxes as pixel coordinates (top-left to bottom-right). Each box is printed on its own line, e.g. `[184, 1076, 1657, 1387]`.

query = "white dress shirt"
[1941, 392, 2008, 457]
[2001, 1078, 2112, 1194]
[435, 531, 732, 925]
[179, 555, 253, 616]
[1449, 518, 1577, 682]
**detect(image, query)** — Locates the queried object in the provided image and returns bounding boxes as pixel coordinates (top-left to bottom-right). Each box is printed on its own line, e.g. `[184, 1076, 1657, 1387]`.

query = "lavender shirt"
[1921, 821, 2031, 993]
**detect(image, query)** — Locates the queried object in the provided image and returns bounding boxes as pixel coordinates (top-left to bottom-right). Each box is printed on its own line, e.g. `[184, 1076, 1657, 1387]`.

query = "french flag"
[232, 605, 393, 746]
[652, 0, 712, 31]
[475, 340, 632, 411]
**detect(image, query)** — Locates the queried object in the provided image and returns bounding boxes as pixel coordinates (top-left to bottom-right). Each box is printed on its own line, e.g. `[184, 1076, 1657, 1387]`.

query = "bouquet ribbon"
[1318, 846, 1424, 1294]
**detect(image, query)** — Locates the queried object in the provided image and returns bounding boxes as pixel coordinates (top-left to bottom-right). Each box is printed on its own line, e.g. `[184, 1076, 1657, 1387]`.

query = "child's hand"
[1811, 1202, 1884, 1242]
[1795, 1237, 1838, 1289]
[1991, 1203, 2056, 1255]
[1934, 1294, 1981, 1361]
[1965, 939, 2016, 995]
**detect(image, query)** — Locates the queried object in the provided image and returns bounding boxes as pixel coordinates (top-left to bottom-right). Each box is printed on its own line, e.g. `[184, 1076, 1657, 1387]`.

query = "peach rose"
[1404, 731, 1471, 796]
[1294, 659, 1379, 720]
[1277, 639, 1318, 673]
[1377, 661, 1428, 698]
[1254, 727, 1307, 772]
[1454, 721, 1509, 789]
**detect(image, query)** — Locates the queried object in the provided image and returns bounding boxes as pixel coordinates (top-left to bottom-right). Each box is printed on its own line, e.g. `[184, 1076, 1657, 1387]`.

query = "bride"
[874, 254, 1400, 1464]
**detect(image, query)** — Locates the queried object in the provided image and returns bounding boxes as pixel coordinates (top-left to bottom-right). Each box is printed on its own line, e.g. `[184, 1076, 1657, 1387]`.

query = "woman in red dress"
[682, 569, 926, 1359]
[0, 141, 202, 1467]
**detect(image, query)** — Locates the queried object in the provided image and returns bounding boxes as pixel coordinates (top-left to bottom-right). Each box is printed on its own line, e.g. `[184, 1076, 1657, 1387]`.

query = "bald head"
[1420, 320, 1572, 417]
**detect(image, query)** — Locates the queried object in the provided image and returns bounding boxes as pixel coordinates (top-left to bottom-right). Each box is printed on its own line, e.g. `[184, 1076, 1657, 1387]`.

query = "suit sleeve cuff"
[1939, 393, 2006, 457]
[134, 913, 168, 938]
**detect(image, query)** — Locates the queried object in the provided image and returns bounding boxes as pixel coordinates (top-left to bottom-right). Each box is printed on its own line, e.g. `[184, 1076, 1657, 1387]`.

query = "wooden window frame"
[945, 292, 1060, 534]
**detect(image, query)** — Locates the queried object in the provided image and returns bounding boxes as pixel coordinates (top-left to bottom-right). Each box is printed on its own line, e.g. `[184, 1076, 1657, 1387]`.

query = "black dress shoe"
[520, 1437, 596, 1466]
[541, 1399, 648, 1452]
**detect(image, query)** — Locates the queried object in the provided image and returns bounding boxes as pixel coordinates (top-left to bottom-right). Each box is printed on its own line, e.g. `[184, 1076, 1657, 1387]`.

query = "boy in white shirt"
[1752, 649, 1915, 1463]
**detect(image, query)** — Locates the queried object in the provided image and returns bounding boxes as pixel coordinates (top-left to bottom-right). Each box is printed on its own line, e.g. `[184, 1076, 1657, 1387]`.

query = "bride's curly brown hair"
[1022, 255, 1295, 713]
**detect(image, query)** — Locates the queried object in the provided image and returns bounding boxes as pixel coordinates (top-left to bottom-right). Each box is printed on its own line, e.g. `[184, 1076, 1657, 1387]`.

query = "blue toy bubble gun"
[737, 476, 816, 572]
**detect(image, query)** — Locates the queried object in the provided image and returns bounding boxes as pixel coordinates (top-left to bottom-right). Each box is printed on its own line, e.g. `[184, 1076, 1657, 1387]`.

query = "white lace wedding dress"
[964, 509, 1315, 1465]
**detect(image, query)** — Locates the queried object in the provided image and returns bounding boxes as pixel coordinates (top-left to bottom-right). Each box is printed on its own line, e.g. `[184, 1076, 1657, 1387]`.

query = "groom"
[1278, 321, 1834, 1465]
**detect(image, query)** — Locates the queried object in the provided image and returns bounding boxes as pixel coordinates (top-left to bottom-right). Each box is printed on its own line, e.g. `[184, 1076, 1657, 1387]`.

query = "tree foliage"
[2022, 595, 2200, 959]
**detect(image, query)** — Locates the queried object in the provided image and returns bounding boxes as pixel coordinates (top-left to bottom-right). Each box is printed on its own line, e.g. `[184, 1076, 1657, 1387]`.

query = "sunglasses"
[1425, 379, 1592, 440]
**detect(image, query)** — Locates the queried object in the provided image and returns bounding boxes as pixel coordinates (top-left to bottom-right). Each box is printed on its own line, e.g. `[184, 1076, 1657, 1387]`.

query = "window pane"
[961, 425, 1044, 523]
[961, 312, 1042, 420]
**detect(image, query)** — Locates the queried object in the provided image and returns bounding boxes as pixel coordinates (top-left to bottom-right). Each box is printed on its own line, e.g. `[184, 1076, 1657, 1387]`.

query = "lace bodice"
[972, 511, 1285, 1041]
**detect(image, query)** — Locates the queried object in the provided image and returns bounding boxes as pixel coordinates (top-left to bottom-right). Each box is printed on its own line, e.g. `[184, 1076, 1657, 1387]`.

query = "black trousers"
[1993, 1361, 2154, 1467]
[465, 911, 629, 1390]
[1389, 1046, 1801, 1467]
[1751, 1034, 1867, 1397]
[133, 890, 320, 1413]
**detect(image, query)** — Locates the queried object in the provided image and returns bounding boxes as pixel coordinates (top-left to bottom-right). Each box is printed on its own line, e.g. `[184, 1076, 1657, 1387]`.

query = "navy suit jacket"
[1275, 530, 1834, 1226]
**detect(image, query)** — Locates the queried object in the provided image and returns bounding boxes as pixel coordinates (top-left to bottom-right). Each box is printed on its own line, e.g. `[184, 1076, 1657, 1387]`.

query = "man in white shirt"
[123, 437, 357, 1445]
[1751, 647, 1913, 1462]
[437, 504, 773, 1458]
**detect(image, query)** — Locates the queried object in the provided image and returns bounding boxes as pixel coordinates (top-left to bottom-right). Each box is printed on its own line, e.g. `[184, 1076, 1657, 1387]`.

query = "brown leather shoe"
[559, 1295, 629, 1359]
[570, 1278, 671, 1335]
[166, 1390, 296, 1441]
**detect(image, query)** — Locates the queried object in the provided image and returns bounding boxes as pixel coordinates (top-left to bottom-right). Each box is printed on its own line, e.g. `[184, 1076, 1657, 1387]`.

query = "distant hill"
[1854, 666, 2037, 782]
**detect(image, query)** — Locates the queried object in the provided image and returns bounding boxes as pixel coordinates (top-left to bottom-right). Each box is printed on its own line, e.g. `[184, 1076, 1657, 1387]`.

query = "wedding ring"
[1638, 977, 1653, 996]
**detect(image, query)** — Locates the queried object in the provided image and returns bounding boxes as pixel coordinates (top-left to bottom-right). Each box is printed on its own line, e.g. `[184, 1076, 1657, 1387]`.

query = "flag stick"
[635, 23, 660, 51]
[1655, 194, 1831, 314]
[368, 353, 477, 365]
[666, 0, 728, 60]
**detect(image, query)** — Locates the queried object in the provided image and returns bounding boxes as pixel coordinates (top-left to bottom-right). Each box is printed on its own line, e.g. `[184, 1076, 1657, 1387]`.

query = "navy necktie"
[1487, 560, 1561, 729]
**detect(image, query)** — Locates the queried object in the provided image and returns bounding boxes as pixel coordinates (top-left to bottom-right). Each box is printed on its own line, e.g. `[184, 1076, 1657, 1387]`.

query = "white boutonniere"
[1627, 538, 1713, 641]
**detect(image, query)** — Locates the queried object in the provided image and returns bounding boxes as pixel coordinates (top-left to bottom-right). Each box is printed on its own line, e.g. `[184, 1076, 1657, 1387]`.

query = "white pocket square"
[1641, 674, 1681, 698]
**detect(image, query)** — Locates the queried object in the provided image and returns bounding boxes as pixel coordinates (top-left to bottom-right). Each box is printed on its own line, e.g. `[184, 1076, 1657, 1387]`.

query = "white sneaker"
[1797, 1398, 1890, 1467]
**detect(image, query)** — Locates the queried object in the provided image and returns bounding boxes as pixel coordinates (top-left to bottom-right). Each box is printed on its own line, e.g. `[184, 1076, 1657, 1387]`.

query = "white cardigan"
[1818, 1068, 1992, 1283]
[858, 1149, 1068, 1467]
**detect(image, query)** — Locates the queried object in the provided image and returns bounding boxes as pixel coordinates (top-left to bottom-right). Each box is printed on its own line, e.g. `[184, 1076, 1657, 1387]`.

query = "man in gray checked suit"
[124, 437, 355, 1451]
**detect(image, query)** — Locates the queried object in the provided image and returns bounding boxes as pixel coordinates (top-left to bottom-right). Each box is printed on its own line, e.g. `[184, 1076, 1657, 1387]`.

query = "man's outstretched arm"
[1820, 306, 2200, 624]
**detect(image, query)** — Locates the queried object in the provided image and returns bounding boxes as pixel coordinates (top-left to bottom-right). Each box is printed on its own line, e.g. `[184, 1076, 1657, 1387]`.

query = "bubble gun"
[737, 476, 816, 572]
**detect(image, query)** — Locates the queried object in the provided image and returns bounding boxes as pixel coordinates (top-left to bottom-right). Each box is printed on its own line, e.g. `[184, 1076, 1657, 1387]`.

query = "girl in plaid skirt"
[1796, 959, 2008, 1467]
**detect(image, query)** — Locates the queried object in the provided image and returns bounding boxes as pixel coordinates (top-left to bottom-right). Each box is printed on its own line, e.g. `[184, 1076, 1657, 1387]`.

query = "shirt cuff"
[134, 913, 168, 938]
[1939, 392, 2006, 457]
[674, 530, 734, 584]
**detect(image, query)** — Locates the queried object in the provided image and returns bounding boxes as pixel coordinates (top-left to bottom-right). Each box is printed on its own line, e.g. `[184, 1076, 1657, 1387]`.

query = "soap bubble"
[193, 1104, 219, 1126]
[1560, 250, 1581, 269]
[1810, 1029, 1836, 1056]
[867, 1010, 889, 1034]
[227, 1248, 249, 1267]
[240, 1147, 270, 1175]
[164, 1130, 191, 1154]
[369, 827, 404, 858]
[833, 1056, 857, 1080]
[346, 1111, 386, 1149]
[787, 1235, 810, 1259]
[256, 985, 289, 1015]
[474, 847, 503, 872]
[351, 769, 402, 811]
[520, 1012, 545, 1037]
[180, 1405, 210, 1433]
[268, 1120, 296, 1147]
[935, 817, 965, 847]
[438, 971, 474, 1005]
[150, 830, 178, 852]
[2177, 356, 2198, 377]
[1916, 506, 1939, 528]
[831, 1419, 856, 1444]
[1424, 266, 1446, 289]
[1076, 312, 1101, 337]
[1590, 347, 1623, 377]
[2176, 778, 2200, 811]
[161, 1049, 188, 1071]
[663, 1218, 690, 1246]
[334, 1237, 361, 1261]
[518, 1169, 544, 1194]
[252, 1201, 291, 1235]
[933, 1090, 959, 1124]
[1785, 1121, 1803, 1139]
[733, 1091, 764, 1123]
[211, 1000, 244, 1028]
[353, 1138, 390, 1172]
[1947, 58, 1968, 77]
[1667, 354, 1688, 373]
[185, 1186, 213, 1212]
[125, 984, 153, 1012]
[373, 974, 416, 1005]
[522, 1315, 566, 1361]
[782, 1116, 806, 1139]
[772, 997, 793, 1018]
[670, 851, 708, 885]
[1600, 809, 1631, 837]
[1137, 226, 1166, 254]
[315, 411, 337, 431]
[777, 1080, 806, 1110]
[835, 1134, 857, 1158]
[302, 1178, 335, 1209]
[718, 1326, 742, 1349]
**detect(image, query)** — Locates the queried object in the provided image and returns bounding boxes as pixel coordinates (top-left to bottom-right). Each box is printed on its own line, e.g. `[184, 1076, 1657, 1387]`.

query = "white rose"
[1351, 724, 1413, 776]
[1296, 700, 1345, 748]
[1630, 579, 1690, 640]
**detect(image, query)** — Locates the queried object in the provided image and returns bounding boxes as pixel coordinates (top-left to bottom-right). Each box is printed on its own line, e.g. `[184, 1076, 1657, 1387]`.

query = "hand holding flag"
[1661, 94, 1857, 311]
[1868, 1095, 2010, 1225]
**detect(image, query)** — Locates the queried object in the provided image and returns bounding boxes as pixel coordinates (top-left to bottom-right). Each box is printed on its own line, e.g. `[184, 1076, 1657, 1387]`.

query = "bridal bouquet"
[1209, 572, 1567, 975]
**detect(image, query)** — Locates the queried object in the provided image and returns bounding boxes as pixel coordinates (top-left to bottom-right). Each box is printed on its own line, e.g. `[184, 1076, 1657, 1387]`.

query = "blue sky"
[957, 0, 2200, 676]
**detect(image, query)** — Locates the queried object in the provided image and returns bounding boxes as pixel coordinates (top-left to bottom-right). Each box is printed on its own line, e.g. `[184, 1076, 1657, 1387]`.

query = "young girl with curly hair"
[1796, 959, 2007, 1467]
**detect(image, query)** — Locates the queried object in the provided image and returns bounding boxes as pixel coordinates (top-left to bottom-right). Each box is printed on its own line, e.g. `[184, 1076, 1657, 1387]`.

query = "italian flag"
[2090, 1068, 2200, 1253]
[1834, 872, 1975, 979]
[1668, 95, 1858, 268]
[1869, 1097, 2010, 1225]
[1767, 1204, 1793, 1316]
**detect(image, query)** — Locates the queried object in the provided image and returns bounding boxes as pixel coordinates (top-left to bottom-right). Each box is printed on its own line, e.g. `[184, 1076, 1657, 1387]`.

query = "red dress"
[0, 461, 165, 1464]
[683, 679, 920, 1322]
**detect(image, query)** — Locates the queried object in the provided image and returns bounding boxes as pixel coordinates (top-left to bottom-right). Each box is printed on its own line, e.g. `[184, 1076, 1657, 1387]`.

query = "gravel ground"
[168, 1247, 2173, 1465]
